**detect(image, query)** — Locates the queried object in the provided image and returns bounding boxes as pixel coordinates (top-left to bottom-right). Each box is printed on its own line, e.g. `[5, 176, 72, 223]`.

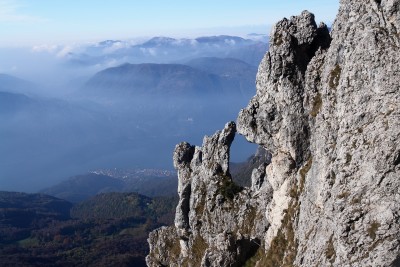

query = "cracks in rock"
[325, 234, 336, 263]
[329, 64, 342, 89]
[393, 150, 400, 166]
[310, 92, 322, 117]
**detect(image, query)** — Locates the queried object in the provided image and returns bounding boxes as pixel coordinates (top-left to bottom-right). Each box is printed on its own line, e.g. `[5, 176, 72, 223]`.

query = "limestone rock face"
[237, 11, 331, 165]
[147, 1, 400, 266]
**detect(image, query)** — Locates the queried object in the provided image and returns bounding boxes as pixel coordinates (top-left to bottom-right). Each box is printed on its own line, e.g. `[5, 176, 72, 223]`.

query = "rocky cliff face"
[147, 1, 400, 266]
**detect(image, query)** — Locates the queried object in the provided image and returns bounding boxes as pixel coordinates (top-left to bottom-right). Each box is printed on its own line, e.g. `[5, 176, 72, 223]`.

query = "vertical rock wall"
[147, 1, 400, 266]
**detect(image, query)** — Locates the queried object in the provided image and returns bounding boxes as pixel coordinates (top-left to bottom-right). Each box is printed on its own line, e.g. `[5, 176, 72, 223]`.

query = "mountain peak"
[195, 35, 248, 44]
[97, 40, 122, 46]
[141, 37, 178, 47]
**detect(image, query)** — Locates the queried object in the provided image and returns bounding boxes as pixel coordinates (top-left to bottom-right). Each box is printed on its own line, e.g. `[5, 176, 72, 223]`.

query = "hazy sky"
[0, 0, 339, 46]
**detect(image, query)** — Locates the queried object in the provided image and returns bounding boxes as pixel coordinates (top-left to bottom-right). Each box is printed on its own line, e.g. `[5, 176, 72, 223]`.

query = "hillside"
[0, 191, 177, 267]
[0, 192, 72, 244]
[71, 192, 177, 224]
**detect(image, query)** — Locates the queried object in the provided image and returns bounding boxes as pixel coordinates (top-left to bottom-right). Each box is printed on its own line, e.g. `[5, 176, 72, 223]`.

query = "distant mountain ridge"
[40, 170, 178, 202]
[185, 57, 257, 96]
[83, 63, 224, 98]
[0, 91, 34, 114]
[40, 173, 125, 203]
[82, 59, 257, 100]
[66, 35, 267, 67]
[0, 74, 39, 96]
[185, 57, 256, 75]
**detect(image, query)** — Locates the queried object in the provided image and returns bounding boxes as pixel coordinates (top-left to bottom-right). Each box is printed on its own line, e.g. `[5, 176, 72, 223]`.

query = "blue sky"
[0, 0, 339, 46]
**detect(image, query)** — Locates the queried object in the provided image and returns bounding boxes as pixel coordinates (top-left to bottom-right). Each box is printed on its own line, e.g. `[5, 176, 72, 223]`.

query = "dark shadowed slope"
[0, 191, 177, 267]
[0, 191, 72, 240]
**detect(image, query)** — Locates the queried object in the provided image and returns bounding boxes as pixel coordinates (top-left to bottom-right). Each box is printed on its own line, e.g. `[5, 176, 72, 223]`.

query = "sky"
[0, 0, 339, 47]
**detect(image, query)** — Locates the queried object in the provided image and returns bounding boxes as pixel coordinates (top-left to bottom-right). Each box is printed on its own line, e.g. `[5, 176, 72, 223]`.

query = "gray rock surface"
[147, 1, 400, 266]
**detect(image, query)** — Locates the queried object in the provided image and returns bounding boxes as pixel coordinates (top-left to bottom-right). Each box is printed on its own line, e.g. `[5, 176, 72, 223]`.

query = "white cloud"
[31, 44, 60, 53]
[224, 39, 236, 45]
[103, 41, 129, 54]
[0, 0, 46, 22]
[190, 39, 199, 46]
[31, 43, 83, 58]
[56, 45, 76, 58]
[140, 47, 157, 56]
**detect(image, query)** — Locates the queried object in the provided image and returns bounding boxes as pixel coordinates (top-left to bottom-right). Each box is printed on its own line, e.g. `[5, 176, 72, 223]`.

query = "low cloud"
[31, 43, 82, 59]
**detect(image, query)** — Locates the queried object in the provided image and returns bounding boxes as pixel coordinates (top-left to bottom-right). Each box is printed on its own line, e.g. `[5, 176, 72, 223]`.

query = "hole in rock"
[237, 238, 261, 265]
[375, 0, 381, 5]
[230, 134, 271, 188]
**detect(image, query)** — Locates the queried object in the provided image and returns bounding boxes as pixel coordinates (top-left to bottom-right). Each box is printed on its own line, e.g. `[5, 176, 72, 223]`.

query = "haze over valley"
[0, 35, 269, 264]
[1, 35, 266, 192]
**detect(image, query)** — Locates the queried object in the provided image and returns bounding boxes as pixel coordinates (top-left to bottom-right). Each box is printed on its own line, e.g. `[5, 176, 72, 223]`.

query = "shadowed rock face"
[147, 1, 400, 266]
